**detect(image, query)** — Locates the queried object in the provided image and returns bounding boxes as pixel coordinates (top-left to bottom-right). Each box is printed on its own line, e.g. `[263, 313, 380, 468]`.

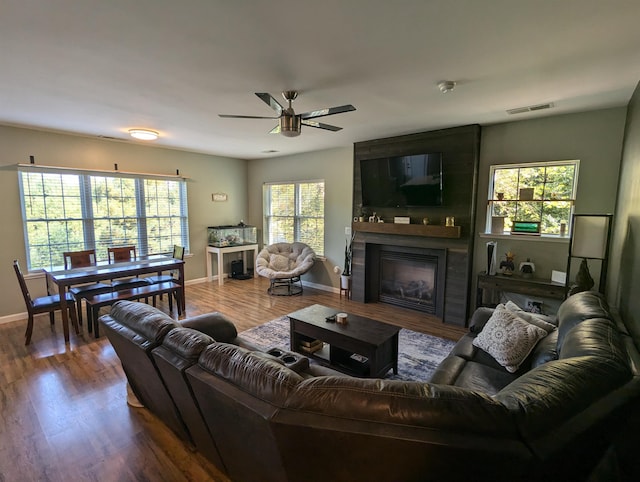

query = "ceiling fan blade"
[218, 114, 279, 119]
[269, 124, 281, 134]
[301, 119, 342, 132]
[299, 104, 356, 120]
[256, 93, 284, 114]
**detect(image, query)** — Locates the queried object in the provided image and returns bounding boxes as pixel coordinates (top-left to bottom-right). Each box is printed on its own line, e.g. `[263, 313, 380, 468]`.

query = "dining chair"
[107, 245, 151, 289]
[13, 259, 79, 345]
[64, 249, 113, 326]
[146, 245, 185, 305]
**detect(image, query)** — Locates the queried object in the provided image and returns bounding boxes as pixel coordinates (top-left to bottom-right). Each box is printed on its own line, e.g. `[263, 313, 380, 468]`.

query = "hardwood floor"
[0, 277, 467, 481]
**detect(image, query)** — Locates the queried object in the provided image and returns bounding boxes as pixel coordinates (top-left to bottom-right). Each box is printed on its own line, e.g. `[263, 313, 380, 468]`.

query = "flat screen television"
[360, 153, 443, 208]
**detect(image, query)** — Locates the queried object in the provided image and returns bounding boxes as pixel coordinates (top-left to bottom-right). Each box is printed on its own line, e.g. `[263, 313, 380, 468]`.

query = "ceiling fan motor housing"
[279, 114, 301, 137]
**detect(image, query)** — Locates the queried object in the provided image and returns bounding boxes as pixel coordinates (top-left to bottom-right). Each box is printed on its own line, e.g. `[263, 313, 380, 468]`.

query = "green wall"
[473, 107, 627, 309]
[2, 105, 632, 320]
[610, 81, 640, 340]
[247, 147, 354, 290]
[0, 125, 247, 318]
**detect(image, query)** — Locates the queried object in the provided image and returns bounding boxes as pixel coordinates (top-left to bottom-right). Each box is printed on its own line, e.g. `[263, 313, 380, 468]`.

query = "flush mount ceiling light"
[128, 129, 159, 140]
[437, 80, 456, 93]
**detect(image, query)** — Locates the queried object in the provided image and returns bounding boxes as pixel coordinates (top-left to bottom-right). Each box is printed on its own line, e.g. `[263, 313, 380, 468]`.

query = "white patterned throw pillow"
[473, 305, 548, 373]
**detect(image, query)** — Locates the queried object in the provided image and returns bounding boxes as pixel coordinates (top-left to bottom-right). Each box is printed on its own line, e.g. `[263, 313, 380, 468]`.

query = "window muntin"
[487, 160, 579, 235]
[264, 180, 325, 255]
[18, 167, 189, 270]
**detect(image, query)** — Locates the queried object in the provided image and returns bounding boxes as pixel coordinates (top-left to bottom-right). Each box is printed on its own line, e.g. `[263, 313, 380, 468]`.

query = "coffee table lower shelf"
[299, 342, 373, 377]
[288, 305, 399, 379]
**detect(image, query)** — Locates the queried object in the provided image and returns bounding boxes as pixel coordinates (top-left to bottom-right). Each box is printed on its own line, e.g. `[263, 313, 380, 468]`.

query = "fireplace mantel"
[352, 222, 461, 239]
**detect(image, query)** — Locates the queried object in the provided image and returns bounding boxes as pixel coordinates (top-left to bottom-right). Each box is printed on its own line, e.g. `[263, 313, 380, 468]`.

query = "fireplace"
[366, 244, 446, 318]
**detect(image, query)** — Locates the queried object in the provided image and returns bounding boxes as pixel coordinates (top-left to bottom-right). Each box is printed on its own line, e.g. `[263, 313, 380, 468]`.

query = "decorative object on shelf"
[499, 251, 515, 276]
[491, 216, 506, 234]
[511, 221, 541, 235]
[568, 259, 594, 295]
[551, 270, 567, 284]
[519, 259, 535, 279]
[422, 217, 429, 225]
[487, 241, 498, 276]
[393, 216, 410, 224]
[368, 212, 378, 223]
[496, 192, 505, 201]
[518, 188, 534, 201]
[336, 312, 348, 324]
[445, 216, 455, 227]
[566, 213, 612, 295]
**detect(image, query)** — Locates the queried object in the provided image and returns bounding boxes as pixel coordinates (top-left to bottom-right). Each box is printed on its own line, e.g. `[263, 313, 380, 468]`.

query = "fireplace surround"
[367, 244, 446, 317]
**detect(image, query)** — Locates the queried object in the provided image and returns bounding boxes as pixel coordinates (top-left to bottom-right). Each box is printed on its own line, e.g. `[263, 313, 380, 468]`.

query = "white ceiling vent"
[507, 103, 554, 115]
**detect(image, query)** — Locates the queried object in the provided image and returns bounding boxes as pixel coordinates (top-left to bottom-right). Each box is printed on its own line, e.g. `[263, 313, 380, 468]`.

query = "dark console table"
[476, 271, 567, 308]
[288, 304, 399, 378]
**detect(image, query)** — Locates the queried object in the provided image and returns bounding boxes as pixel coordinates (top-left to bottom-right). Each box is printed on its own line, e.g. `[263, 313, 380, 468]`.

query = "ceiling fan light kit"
[129, 129, 159, 140]
[219, 91, 355, 137]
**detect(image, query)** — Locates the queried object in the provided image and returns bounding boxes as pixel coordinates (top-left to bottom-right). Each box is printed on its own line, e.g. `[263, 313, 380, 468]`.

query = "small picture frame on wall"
[212, 192, 228, 202]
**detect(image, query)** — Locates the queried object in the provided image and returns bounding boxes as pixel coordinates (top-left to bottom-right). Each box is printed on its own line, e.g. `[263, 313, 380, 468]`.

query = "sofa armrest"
[180, 312, 238, 342]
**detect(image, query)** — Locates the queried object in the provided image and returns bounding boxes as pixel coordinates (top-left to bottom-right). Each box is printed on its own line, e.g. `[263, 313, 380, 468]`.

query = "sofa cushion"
[529, 329, 559, 368]
[198, 343, 304, 406]
[556, 291, 611, 349]
[162, 327, 214, 361]
[180, 311, 238, 342]
[110, 300, 178, 343]
[452, 360, 519, 395]
[473, 306, 548, 373]
[504, 301, 557, 331]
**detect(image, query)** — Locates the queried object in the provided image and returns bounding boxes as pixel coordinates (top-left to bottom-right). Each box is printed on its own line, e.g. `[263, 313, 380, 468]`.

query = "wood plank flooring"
[0, 277, 467, 481]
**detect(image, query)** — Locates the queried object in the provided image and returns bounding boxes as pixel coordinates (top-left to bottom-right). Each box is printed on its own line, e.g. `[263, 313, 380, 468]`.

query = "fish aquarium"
[207, 224, 257, 247]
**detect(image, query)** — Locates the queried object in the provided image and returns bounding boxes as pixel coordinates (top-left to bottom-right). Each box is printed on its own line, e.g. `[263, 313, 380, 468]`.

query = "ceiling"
[2, 1, 640, 160]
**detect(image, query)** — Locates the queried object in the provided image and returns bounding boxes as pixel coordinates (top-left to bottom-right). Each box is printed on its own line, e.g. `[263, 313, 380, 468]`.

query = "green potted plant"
[339, 232, 356, 289]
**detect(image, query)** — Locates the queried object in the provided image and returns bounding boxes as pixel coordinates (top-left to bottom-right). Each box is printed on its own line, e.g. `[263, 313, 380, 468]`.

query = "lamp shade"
[571, 215, 610, 259]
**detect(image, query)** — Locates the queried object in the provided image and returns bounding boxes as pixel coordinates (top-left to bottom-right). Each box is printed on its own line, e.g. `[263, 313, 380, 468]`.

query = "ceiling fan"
[219, 91, 356, 137]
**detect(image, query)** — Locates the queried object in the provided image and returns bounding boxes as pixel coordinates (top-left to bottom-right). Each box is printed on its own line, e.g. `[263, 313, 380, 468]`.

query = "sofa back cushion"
[110, 300, 179, 342]
[285, 376, 516, 436]
[197, 343, 304, 405]
[556, 291, 611, 349]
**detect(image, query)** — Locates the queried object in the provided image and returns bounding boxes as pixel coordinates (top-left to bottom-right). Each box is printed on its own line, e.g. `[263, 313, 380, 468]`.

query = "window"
[18, 166, 189, 270]
[487, 160, 579, 236]
[263, 180, 324, 255]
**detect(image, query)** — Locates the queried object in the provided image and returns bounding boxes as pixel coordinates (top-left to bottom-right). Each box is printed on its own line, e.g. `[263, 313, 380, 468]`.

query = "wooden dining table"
[46, 255, 185, 343]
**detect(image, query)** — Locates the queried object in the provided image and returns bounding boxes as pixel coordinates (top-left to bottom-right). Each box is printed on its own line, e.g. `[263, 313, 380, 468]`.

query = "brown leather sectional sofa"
[100, 291, 640, 481]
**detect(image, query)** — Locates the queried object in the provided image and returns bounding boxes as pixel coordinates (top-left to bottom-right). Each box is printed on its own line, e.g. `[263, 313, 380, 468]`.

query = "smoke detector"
[438, 80, 456, 93]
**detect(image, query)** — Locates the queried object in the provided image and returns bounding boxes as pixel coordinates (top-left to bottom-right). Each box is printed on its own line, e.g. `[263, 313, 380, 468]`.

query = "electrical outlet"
[345, 226, 351, 237]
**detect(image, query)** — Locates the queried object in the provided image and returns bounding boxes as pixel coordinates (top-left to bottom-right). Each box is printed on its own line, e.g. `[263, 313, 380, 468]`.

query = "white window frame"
[18, 165, 189, 270]
[263, 180, 325, 256]
[486, 160, 579, 236]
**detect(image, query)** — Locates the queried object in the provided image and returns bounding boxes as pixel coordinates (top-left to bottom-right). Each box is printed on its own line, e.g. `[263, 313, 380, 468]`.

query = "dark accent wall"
[352, 125, 481, 326]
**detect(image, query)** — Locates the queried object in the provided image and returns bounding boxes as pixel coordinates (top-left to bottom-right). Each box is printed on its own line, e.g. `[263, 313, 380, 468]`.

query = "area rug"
[240, 315, 457, 382]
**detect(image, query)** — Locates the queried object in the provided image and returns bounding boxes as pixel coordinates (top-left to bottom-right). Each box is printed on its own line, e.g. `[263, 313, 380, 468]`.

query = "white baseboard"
[1, 311, 31, 325]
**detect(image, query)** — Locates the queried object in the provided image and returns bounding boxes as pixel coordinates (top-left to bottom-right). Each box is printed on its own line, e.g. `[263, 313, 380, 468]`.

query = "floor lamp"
[565, 214, 613, 295]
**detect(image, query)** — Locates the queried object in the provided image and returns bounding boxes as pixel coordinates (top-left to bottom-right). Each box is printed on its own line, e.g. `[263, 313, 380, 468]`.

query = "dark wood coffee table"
[288, 304, 399, 378]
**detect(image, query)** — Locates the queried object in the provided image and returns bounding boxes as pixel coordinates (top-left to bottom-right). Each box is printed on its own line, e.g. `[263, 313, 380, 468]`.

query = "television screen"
[360, 153, 443, 207]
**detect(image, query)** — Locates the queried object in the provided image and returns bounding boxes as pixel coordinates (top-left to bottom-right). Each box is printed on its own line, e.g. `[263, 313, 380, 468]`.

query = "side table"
[476, 271, 567, 308]
[206, 244, 258, 286]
